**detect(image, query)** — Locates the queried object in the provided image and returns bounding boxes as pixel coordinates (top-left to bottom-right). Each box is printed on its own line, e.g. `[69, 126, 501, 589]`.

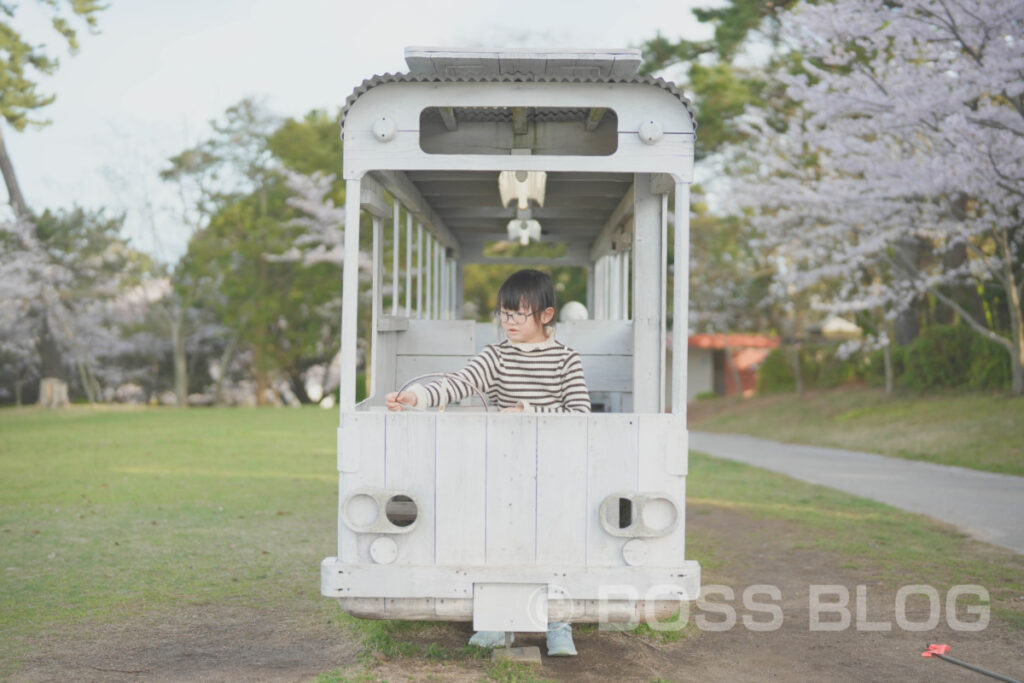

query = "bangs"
[496, 269, 555, 317]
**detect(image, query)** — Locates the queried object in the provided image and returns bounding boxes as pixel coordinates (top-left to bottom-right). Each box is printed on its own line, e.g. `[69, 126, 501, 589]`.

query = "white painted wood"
[536, 415, 588, 565]
[385, 413, 436, 565]
[586, 414, 638, 567]
[405, 210, 413, 317]
[404, 47, 642, 79]
[671, 182, 690, 416]
[660, 193, 669, 413]
[322, 558, 701, 600]
[392, 201, 399, 316]
[473, 583, 548, 632]
[395, 356, 477, 391]
[435, 414, 486, 564]
[637, 414, 686, 567]
[558, 320, 633, 354]
[359, 175, 393, 218]
[396, 320, 476, 355]
[485, 414, 537, 565]
[345, 133, 695, 180]
[416, 222, 424, 318]
[371, 331, 398, 407]
[632, 173, 663, 414]
[338, 412, 386, 562]
[370, 217, 383, 401]
[425, 236, 433, 319]
[340, 177, 362, 412]
[370, 169, 459, 254]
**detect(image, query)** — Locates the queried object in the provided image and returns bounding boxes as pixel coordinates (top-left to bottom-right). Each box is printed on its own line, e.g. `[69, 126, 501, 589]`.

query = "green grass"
[0, 406, 342, 656]
[692, 388, 1024, 475]
[3, 404, 1022, 681]
[687, 451, 1024, 626]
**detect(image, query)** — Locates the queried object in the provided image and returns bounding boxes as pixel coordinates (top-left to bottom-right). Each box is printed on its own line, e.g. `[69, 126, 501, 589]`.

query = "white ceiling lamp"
[507, 219, 542, 246]
[498, 170, 547, 210]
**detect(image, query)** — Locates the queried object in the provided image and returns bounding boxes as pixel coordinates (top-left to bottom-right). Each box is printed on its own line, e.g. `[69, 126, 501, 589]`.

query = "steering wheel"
[394, 372, 491, 412]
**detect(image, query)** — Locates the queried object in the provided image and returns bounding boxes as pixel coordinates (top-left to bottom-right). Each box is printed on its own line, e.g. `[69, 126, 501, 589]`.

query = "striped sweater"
[408, 330, 591, 413]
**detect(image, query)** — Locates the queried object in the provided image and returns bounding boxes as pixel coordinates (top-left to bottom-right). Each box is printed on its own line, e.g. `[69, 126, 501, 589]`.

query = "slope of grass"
[691, 389, 1024, 475]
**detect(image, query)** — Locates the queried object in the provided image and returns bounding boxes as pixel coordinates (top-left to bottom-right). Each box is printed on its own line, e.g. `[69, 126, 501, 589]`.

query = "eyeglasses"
[494, 310, 532, 324]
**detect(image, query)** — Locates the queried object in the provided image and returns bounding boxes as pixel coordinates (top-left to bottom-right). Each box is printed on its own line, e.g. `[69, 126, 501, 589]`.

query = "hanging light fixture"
[498, 170, 547, 210]
[507, 219, 542, 246]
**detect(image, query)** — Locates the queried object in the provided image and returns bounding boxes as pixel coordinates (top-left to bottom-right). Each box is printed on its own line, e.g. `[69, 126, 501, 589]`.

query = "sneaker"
[469, 630, 512, 648]
[546, 622, 577, 656]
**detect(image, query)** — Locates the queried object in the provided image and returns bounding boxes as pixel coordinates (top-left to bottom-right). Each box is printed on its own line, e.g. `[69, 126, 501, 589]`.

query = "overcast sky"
[9, 0, 714, 260]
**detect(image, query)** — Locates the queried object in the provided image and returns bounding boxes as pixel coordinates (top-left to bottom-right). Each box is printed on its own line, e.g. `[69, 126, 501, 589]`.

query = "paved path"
[690, 431, 1024, 555]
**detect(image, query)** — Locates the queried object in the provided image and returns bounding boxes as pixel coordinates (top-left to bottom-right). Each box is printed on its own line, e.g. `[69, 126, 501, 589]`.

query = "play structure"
[320, 47, 700, 634]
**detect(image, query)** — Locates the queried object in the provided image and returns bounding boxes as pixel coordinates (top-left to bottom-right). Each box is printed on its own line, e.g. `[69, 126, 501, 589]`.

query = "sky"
[8, 0, 715, 261]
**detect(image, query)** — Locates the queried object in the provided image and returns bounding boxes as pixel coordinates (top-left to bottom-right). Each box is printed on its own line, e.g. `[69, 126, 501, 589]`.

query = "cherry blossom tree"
[739, 0, 1024, 394]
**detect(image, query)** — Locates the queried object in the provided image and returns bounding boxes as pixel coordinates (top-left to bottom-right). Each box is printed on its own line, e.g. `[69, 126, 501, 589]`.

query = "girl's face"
[499, 305, 555, 343]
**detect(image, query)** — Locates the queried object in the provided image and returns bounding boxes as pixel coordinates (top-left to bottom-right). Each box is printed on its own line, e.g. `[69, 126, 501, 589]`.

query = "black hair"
[496, 269, 555, 323]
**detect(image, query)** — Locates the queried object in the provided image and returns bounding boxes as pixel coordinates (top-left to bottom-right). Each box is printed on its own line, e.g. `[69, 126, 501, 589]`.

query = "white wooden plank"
[385, 413, 436, 565]
[536, 415, 588, 566]
[558, 320, 633, 354]
[638, 414, 687, 568]
[435, 414, 486, 565]
[587, 414, 638, 567]
[322, 559, 701, 600]
[396, 319, 476, 355]
[578, 355, 632, 394]
[339, 412, 386, 563]
[485, 414, 537, 565]
[339, 178, 362, 412]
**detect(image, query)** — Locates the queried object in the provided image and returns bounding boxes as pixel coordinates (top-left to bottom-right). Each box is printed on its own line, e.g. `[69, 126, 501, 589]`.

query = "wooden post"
[405, 210, 413, 317]
[371, 216, 383, 400]
[340, 177, 362, 412]
[671, 182, 690, 416]
[417, 222, 424, 318]
[632, 173, 662, 413]
[392, 202, 399, 316]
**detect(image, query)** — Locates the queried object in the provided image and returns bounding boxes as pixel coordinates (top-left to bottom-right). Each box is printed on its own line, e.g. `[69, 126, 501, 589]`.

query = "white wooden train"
[321, 47, 700, 633]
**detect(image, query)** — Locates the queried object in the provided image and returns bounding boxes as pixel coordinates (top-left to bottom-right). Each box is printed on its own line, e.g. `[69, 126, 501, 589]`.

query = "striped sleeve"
[421, 346, 499, 407]
[533, 350, 591, 414]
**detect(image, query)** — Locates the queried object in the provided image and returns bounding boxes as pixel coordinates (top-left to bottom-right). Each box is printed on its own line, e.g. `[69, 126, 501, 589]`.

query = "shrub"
[968, 334, 1012, 390]
[903, 325, 975, 390]
[866, 345, 906, 388]
[757, 348, 796, 393]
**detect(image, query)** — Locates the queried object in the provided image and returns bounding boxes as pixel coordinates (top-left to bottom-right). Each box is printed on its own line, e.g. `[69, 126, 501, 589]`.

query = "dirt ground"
[9, 502, 1023, 683]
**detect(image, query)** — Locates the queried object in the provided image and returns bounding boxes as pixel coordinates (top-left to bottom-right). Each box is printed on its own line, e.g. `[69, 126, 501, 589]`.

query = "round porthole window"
[385, 494, 417, 528]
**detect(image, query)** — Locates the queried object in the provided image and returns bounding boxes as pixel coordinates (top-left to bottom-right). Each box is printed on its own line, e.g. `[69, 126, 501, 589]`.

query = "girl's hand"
[499, 405, 524, 413]
[385, 391, 417, 411]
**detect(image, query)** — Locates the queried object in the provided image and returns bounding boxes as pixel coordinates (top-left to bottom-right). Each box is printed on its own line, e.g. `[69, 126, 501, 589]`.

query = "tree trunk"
[883, 341, 893, 397]
[0, 125, 30, 219]
[170, 306, 188, 407]
[1003, 259, 1024, 397]
[893, 236, 926, 344]
[214, 333, 239, 405]
[37, 318, 65, 381]
[789, 343, 803, 397]
[38, 378, 69, 408]
[724, 341, 743, 397]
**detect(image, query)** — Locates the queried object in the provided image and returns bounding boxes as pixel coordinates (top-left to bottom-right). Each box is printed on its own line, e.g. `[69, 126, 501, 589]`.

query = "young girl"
[384, 268, 588, 656]
[385, 268, 591, 415]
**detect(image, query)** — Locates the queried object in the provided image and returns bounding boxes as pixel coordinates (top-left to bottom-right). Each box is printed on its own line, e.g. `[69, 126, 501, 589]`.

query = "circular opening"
[641, 497, 677, 532]
[345, 494, 379, 527]
[385, 494, 418, 528]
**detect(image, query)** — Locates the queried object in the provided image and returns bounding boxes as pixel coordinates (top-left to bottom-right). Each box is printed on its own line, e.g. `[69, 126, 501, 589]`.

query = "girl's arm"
[408, 346, 499, 408]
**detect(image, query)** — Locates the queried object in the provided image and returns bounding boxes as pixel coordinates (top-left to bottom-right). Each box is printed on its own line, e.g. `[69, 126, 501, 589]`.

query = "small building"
[687, 334, 780, 399]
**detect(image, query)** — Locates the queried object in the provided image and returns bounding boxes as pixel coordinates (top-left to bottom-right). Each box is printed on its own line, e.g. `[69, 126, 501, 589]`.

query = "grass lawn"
[0, 405, 343, 676]
[2, 405, 1022, 680]
[690, 388, 1024, 476]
